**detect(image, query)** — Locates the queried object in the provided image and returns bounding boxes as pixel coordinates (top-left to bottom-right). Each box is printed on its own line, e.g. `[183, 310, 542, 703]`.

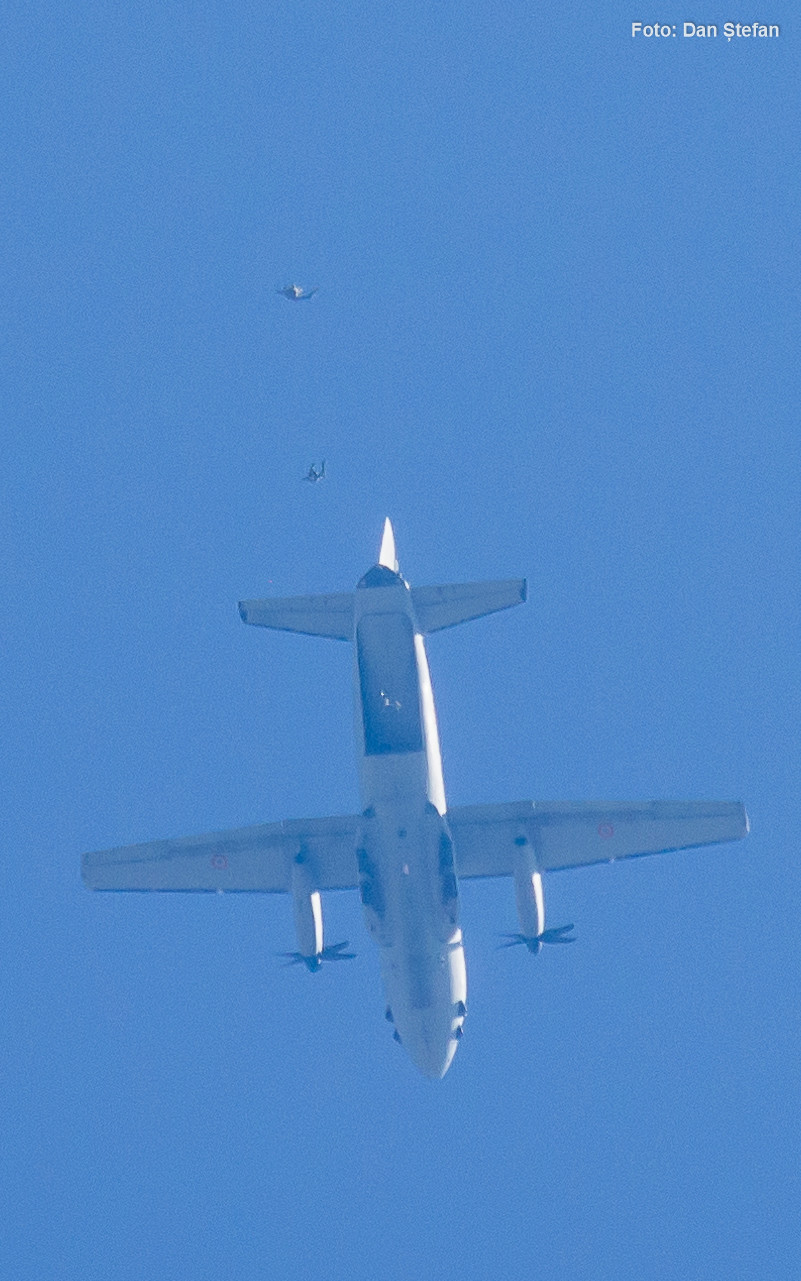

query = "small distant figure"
[304, 461, 326, 483]
[277, 285, 318, 301]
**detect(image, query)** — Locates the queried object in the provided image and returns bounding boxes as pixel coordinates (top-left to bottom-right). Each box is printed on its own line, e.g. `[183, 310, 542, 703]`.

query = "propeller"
[498, 924, 575, 952]
[278, 940, 356, 972]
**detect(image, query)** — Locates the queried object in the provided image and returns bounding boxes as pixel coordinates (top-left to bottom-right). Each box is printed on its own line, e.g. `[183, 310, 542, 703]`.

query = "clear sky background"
[2, 4, 799, 1279]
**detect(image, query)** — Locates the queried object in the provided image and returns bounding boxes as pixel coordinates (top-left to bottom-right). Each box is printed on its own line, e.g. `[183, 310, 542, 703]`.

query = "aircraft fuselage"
[353, 564, 466, 1078]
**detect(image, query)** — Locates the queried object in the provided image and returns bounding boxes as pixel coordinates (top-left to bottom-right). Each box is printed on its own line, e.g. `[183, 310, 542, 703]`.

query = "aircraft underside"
[357, 792, 467, 1078]
[82, 519, 748, 1078]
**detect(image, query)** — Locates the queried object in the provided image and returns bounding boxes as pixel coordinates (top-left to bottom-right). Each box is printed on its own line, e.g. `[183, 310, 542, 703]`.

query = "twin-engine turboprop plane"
[83, 520, 749, 1078]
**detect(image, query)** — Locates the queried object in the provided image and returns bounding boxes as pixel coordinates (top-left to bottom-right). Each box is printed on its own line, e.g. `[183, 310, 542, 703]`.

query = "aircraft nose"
[403, 1019, 458, 1079]
[421, 1044, 457, 1080]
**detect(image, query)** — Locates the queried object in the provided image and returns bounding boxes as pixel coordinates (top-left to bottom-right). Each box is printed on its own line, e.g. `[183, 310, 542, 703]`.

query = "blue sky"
[2, 4, 799, 1279]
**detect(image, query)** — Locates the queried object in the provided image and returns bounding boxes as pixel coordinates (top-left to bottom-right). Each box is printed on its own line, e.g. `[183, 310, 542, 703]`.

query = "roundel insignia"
[598, 822, 614, 839]
[211, 854, 229, 870]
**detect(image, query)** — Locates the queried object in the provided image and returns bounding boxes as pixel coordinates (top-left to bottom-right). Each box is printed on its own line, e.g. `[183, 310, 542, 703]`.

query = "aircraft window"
[357, 614, 423, 755]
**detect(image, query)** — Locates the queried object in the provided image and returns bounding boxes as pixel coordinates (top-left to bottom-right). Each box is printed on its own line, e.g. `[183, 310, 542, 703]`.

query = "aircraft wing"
[448, 800, 749, 877]
[82, 814, 361, 892]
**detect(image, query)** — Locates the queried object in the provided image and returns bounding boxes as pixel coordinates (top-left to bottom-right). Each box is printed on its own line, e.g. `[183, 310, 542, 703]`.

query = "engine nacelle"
[291, 850, 323, 959]
[513, 840, 545, 942]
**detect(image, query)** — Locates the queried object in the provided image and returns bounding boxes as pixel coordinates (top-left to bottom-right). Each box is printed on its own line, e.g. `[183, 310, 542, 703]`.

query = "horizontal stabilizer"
[412, 580, 526, 633]
[238, 592, 354, 640]
[83, 814, 361, 892]
[449, 800, 749, 877]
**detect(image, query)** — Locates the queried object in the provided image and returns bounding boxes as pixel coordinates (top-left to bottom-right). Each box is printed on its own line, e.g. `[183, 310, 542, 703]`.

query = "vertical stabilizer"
[378, 518, 399, 571]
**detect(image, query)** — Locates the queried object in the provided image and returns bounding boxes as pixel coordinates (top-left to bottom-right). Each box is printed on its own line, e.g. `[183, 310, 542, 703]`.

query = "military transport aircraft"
[277, 284, 318, 300]
[83, 520, 749, 1079]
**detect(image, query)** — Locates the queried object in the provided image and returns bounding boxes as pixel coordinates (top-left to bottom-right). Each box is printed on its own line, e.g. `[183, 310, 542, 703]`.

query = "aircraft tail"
[411, 580, 526, 633]
[378, 517, 399, 571]
[238, 580, 526, 639]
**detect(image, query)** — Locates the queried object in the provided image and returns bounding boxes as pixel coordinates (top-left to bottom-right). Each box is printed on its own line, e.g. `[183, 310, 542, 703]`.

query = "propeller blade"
[540, 924, 576, 944]
[321, 941, 356, 961]
[497, 925, 576, 951]
[277, 940, 356, 968]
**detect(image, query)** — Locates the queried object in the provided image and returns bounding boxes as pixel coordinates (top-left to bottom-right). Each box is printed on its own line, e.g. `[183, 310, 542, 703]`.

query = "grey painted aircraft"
[277, 284, 318, 300]
[303, 461, 326, 483]
[83, 521, 749, 1078]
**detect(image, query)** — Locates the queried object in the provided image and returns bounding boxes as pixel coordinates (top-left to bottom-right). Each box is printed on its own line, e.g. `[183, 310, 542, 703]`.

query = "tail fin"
[411, 580, 526, 633]
[378, 518, 399, 571]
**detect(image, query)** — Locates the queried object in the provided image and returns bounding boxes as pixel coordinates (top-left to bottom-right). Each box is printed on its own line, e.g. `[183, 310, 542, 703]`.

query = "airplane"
[303, 461, 326, 483]
[277, 284, 318, 300]
[83, 520, 749, 1079]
